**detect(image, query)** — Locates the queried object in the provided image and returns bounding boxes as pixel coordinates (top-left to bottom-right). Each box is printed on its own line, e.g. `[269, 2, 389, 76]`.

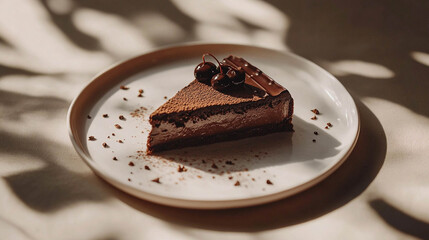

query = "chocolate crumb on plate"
[123, 97, 128, 101]
[120, 85, 129, 90]
[128, 161, 135, 166]
[225, 160, 234, 165]
[138, 93, 143, 97]
[103, 114, 108, 118]
[164, 96, 168, 99]
[118, 140, 123, 143]
[178, 165, 187, 172]
[311, 109, 320, 115]
[88, 136, 96, 141]
[102, 142, 109, 148]
[228, 176, 233, 180]
[128, 178, 131, 182]
[311, 116, 317, 120]
[266, 179, 273, 185]
[119, 115, 126, 120]
[113, 157, 118, 161]
[112, 133, 115, 136]
[114, 124, 122, 129]
[144, 165, 151, 171]
[211, 163, 218, 169]
[325, 126, 329, 129]
[312, 139, 316, 142]
[327, 122, 333, 127]
[314, 131, 319, 135]
[87, 115, 92, 119]
[234, 181, 241, 186]
[139, 89, 144, 93]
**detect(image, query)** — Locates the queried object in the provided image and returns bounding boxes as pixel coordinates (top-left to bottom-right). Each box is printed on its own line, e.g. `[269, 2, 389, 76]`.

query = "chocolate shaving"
[113, 157, 118, 161]
[327, 122, 333, 127]
[103, 114, 108, 118]
[123, 97, 128, 101]
[119, 115, 126, 120]
[151, 178, 161, 184]
[128, 161, 135, 166]
[144, 165, 151, 171]
[314, 131, 319, 135]
[120, 85, 129, 90]
[311, 109, 320, 115]
[138, 89, 144, 93]
[234, 181, 240, 186]
[266, 180, 273, 185]
[311, 116, 317, 120]
[88, 136, 96, 141]
[102, 142, 108, 148]
[177, 165, 187, 172]
[114, 124, 122, 129]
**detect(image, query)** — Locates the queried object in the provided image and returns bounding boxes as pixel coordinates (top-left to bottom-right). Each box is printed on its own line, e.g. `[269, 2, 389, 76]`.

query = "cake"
[146, 54, 294, 154]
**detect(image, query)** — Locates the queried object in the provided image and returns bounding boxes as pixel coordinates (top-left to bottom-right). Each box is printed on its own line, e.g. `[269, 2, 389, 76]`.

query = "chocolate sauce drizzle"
[223, 55, 286, 96]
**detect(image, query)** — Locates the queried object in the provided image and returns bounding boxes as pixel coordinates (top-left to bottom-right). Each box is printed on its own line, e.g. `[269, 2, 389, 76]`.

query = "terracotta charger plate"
[67, 43, 360, 209]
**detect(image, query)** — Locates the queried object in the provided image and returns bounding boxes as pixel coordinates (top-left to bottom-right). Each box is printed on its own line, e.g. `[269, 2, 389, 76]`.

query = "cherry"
[194, 53, 221, 84]
[218, 63, 231, 75]
[211, 73, 231, 91]
[194, 62, 216, 83]
[230, 67, 245, 85]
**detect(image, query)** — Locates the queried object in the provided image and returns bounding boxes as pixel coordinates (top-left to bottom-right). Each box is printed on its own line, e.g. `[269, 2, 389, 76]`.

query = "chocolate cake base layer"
[147, 117, 293, 155]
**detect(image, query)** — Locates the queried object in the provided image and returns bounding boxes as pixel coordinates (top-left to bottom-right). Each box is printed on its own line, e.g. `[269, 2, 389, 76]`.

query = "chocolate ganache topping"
[223, 55, 286, 96]
[194, 53, 286, 96]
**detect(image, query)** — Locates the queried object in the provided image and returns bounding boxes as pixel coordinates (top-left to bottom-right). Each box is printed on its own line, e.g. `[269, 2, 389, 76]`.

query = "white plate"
[68, 43, 359, 209]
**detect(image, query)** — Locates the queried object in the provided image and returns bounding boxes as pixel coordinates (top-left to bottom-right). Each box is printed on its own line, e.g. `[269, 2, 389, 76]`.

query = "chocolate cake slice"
[147, 55, 293, 154]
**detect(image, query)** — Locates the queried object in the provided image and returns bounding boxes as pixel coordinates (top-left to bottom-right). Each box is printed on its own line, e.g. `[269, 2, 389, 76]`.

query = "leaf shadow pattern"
[0, 64, 42, 79]
[369, 199, 429, 239]
[37, 0, 197, 51]
[107, 98, 386, 231]
[1, 130, 110, 212]
[0, 89, 67, 121]
[266, 0, 429, 117]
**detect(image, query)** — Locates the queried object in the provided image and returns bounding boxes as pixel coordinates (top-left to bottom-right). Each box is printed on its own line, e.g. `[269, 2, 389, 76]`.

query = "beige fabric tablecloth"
[1, 0, 428, 239]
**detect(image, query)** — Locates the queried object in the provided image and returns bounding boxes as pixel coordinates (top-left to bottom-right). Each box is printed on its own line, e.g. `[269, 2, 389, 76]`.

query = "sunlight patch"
[322, 60, 394, 79]
[411, 51, 429, 67]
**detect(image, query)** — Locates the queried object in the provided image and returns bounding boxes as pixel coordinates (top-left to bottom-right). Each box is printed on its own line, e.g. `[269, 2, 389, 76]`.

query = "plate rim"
[67, 42, 360, 209]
